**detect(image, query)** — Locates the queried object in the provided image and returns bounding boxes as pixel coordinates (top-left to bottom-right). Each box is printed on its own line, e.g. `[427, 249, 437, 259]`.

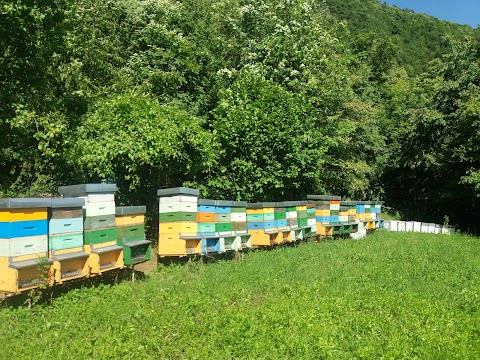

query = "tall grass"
[1, 231, 479, 358]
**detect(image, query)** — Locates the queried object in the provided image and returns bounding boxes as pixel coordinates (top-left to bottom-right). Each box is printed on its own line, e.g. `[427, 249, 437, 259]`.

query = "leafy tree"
[381, 39, 480, 232]
[72, 94, 217, 205]
[208, 71, 328, 201]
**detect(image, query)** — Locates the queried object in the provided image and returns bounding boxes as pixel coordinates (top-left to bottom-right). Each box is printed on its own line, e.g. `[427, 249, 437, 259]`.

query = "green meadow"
[1, 231, 479, 359]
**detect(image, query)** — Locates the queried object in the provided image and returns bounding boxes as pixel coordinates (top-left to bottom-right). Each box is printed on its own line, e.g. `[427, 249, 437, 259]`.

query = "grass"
[1, 231, 480, 358]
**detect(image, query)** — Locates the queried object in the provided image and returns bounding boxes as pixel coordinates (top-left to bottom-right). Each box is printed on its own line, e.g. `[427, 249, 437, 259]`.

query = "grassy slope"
[1, 232, 480, 358]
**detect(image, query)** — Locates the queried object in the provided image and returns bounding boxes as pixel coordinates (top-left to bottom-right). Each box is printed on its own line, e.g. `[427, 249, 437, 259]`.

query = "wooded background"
[1, 0, 479, 232]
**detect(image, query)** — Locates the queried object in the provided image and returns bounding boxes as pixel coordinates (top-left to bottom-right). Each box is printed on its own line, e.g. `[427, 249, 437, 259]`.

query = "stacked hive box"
[158, 187, 200, 256]
[58, 184, 123, 274]
[307, 204, 317, 235]
[115, 206, 151, 266]
[0, 198, 53, 293]
[307, 195, 340, 237]
[297, 201, 313, 239]
[231, 201, 251, 249]
[274, 204, 287, 230]
[197, 199, 220, 254]
[273, 203, 291, 243]
[49, 198, 89, 283]
[247, 203, 279, 246]
[338, 201, 359, 235]
[364, 202, 375, 230]
[284, 202, 302, 241]
[216, 200, 241, 252]
[215, 200, 242, 252]
[355, 202, 367, 230]
[375, 201, 384, 229]
[328, 198, 343, 235]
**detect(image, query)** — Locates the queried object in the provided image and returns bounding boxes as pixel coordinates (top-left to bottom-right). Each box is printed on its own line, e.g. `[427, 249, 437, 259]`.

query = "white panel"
[85, 194, 115, 203]
[159, 196, 198, 204]
[0, 239, 9, 257]
[390, 220, 398, 232]
[365, 204, 371, 209]
[398, 221, 406, 232]
[406, 222, 414, 232]
[428, 223, 436, 234]
[339, 216, 348, 223]
[370, 213, 377, 220]
[421, 223, 429, 233]
[84, 201, 116, 217]
[286, 211, 297, 219]
[329, 204, 340, 211]
[384, 221, 391, 230]
[159, 202, 197, 213]
[413, 222, 422, 232]
[9, 235, 48, 257]
[159, 202, 181, 213]
[231, 213, 246, 222]
[307, 218, 316, 226]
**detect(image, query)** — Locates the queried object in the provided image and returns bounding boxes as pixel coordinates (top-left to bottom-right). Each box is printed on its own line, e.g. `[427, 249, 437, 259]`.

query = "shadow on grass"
[1, 267, 147, 308]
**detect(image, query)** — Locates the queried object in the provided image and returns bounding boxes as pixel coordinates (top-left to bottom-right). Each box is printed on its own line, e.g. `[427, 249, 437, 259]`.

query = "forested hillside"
[1, 0, 479, 232]
[326, 0, 474, 74]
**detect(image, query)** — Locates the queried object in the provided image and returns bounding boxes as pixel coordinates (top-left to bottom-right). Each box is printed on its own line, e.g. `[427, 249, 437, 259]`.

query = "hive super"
[0, 184, 383, 294]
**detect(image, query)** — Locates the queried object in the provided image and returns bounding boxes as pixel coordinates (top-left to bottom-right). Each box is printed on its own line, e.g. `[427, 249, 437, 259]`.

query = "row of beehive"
[157, 188, 251, 255]
[384, 220, 454, 234]
[157, 188, 384, 257]
[308, 195, 384, 236]
[0, 184, 151, 294]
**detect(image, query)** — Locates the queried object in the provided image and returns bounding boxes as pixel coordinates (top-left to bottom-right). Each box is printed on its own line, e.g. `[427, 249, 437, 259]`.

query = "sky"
[383, 0, 479, 28]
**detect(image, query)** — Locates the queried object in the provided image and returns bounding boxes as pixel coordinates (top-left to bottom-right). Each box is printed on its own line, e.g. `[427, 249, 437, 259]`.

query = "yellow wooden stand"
[0, 255, 54, 294]
[49, 248, 90, 283]
[85, 242, 124, 275]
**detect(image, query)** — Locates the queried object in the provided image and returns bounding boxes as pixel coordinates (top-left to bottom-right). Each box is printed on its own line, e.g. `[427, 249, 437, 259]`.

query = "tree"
[72, 94, 217, 205]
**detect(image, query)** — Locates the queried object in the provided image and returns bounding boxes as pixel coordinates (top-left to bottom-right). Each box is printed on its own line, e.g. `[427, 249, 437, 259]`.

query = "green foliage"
[73, 94, 217, 205]
[381, 39, 480, 232]
[1, 233, 480, 358]
[326, 0, 473, 75]
[1, 0, 479, 232]
[209, 71, 328, 201]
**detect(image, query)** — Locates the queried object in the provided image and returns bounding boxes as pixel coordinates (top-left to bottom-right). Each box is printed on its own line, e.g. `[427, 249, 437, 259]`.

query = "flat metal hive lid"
[215, 200, 234, 207]
[247, 202, 277, 208]
[0, 198, 52, 209]
[58, 183, 116, 196]
[232, 201, 247, 207]
[307, 195, 342, 201]
[198, 198, 216, 206]
[51, 198, 85, 208]
[156, 187, 199, 197]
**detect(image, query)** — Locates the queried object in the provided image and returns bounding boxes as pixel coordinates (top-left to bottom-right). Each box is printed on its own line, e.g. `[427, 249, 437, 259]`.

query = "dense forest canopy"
[1, 0, 479, 232]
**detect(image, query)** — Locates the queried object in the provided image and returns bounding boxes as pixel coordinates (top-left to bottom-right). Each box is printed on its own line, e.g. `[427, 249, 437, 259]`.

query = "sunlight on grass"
[1, 231, 479, 358]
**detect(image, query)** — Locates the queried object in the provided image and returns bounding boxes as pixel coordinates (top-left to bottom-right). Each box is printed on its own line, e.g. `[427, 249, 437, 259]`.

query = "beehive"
[157, 187, 200, 256]
[197, 198, 220, 254]
[307, 195, 342, 237]
[58, 184, 123, 274]
[49, 198, 89, 283]
[247, 202, 279, 246]
[0, 198, 53, 293]
[231, 201, 251, 249]
[115, 206, 151, 266]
